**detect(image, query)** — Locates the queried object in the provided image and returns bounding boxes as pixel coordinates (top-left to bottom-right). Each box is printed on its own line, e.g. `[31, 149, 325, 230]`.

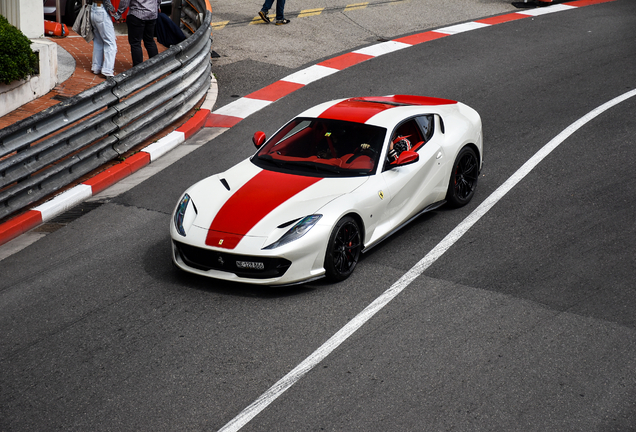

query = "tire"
[445, 146, 479, 208]
[324, 216, 362, 282]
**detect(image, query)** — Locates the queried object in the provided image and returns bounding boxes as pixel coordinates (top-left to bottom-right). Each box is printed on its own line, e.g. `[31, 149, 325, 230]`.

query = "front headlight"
[263, 215, 322, 250]
[174, 193, 197, 236]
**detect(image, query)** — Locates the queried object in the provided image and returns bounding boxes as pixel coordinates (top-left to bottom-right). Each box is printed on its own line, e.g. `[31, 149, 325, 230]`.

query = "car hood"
[187, 159, 368, 249]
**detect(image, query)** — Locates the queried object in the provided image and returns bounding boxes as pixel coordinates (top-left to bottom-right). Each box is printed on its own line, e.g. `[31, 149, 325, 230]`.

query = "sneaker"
[258, 11, 270, 23]
[101, 72, 114, 78]
[275, 19, 290, 25]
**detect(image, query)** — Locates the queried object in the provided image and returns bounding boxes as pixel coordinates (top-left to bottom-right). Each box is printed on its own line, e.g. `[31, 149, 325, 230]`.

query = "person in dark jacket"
[155, 12, 186, 47]
[114, 0, 161, 66]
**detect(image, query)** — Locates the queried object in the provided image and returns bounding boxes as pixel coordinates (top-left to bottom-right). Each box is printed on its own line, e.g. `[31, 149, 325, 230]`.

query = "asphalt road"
[2, 0, 636, 430]
[208, 0, 520, 108]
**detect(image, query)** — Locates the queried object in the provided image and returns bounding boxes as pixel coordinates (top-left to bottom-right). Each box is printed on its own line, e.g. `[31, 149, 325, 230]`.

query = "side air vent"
[220, 178, 230, 191]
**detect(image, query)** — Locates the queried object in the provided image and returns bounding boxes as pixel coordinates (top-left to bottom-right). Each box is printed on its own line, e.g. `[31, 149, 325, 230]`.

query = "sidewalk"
[0, 24, 167, 130]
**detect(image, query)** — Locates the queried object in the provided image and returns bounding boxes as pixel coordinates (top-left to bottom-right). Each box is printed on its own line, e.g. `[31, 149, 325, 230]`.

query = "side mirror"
[395, 150, 419, 166]
[253, 131, 266, 148]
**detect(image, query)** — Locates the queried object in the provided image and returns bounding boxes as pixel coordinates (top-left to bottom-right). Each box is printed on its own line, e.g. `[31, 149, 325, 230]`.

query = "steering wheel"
[346, 143, 377, 164]
[359, 143, 377, 154]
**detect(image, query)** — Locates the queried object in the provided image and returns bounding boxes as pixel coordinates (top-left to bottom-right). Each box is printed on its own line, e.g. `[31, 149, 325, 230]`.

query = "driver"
[387, 135, 411, 163]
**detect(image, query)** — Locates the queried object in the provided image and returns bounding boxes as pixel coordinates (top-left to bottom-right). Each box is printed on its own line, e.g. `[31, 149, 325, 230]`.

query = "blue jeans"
[91, 4, 117, 75]
[261, 0, 286, 21]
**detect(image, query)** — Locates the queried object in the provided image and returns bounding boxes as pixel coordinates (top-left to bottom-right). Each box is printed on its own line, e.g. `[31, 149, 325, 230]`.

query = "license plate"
[236, 260, 265, 270]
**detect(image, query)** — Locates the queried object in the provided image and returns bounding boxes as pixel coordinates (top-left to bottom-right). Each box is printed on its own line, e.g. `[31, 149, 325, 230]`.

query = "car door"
[379, 115, 448, 231]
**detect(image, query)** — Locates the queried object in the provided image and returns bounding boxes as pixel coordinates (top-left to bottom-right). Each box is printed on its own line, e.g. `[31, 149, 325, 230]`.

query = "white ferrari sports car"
[171, 95, 483, 285]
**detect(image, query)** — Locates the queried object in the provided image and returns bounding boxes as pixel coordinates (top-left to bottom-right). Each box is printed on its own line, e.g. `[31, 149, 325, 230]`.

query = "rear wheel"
[324, 216, 361, 282]
[446, 146, 479, 207]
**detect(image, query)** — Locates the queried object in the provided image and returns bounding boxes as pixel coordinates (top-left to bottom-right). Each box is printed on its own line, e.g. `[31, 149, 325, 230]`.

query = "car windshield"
[252, 118, 386, 177]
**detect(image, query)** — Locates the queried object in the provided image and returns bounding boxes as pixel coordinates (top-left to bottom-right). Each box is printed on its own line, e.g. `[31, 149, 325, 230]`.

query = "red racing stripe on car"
[317, 99, 395, 123]
[206, 170, 322, 249]
[357, 95, 457, 106]
[318, 95, 457, 123]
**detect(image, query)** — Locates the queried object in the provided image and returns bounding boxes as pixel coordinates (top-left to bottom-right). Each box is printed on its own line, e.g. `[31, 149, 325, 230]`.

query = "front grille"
[174, 241, 291, 279]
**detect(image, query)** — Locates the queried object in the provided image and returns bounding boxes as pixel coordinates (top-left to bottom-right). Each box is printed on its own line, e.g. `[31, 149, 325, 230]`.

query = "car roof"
[299, 95, 458, 125]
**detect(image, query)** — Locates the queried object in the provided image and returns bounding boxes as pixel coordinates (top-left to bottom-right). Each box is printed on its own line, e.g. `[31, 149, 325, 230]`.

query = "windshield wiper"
[310, 163, 342, 174]
[257, 154, 286, 167]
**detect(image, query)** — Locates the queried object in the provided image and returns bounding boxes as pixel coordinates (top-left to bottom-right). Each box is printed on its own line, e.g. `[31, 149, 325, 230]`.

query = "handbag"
[72, 3, 94, 43]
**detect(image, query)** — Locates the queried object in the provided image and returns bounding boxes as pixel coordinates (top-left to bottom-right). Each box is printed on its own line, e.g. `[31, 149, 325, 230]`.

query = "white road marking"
[217, 88, 636, 432]
[33, 184, 93, 221]
[213, 97, 273, 118]
[353, 41, 411, 57]
[518, 4, 577, 16]
[144, 131, 185, 162]
[281, 65, 340, 85]
[436, 22, 491, 35]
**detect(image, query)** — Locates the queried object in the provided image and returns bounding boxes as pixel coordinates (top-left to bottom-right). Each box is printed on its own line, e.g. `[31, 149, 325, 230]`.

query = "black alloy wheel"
[325, 216, 361, 281]
[446, 146, 479, 207]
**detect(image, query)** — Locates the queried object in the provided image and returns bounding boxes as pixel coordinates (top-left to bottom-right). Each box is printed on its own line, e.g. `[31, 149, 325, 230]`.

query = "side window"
[415, 115, 434, 142]
[383, 119, 425, 171]
[392, 119, 424, 147]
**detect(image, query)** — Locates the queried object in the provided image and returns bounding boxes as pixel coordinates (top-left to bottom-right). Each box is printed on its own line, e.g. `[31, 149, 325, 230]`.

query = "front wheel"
[445, 146, 479, 208]
[324, 216, 361, 282]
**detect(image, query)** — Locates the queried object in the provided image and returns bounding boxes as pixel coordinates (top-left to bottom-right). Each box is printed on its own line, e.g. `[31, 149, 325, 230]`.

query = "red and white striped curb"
[0, 0, 616, 247]
[205, 0, 613, 128]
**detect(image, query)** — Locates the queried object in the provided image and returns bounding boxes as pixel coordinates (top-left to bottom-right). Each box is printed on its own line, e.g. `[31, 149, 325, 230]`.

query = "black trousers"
[126, 14, 158, 66]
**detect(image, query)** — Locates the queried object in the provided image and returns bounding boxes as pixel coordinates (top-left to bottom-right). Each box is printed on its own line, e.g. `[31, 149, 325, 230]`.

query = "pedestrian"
[91, 0, 117, 77]
[113, 0, 161, 67]
[258, 0, 290, 25]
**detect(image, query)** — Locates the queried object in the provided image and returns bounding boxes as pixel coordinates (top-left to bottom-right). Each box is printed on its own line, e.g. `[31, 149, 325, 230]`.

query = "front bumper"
[173, 241, 292, 279]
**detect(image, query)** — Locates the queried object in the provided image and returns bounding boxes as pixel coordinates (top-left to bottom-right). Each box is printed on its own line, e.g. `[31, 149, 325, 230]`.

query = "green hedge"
[0, 15, 38, 85]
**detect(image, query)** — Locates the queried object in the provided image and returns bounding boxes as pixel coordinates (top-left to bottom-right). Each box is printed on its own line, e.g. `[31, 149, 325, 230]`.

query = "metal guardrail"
[0, 0, 212, 220]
